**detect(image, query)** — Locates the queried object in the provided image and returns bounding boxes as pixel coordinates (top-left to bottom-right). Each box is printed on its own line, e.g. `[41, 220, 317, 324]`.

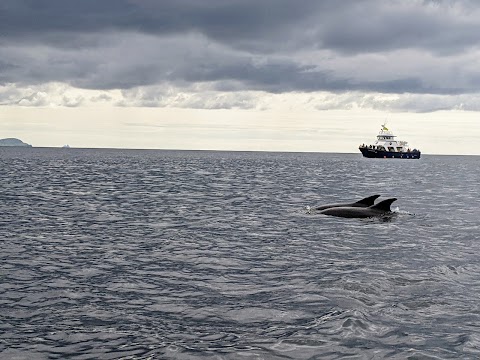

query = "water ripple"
[1, 148, 479, 359]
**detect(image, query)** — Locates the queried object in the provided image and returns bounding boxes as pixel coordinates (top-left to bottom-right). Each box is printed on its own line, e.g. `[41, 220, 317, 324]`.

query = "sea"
[1, 147, 479, 360]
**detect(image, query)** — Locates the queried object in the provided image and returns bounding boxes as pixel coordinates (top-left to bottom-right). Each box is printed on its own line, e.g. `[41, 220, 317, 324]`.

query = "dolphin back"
[353, 194, 380, 206]
[370, 198, 397, 212]
[315, 194, 380, 211]
[320, 197, 397, 218]
[320, 207, 372, 218]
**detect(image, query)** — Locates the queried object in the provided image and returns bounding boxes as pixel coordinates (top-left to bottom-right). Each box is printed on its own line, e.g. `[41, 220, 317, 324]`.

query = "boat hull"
[359, 147, 421, 159]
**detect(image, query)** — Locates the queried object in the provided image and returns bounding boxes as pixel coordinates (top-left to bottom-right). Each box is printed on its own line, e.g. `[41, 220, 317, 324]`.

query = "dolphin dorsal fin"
[355, 194, 381, 206]
[370, 198, 397, 211]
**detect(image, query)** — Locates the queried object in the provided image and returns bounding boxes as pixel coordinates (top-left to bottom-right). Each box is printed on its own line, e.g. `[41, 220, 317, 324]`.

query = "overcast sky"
[1, 0, 479, 154]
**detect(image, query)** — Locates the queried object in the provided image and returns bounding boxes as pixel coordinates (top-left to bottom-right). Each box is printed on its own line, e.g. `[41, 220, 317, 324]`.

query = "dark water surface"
[1, 148, 479, 359]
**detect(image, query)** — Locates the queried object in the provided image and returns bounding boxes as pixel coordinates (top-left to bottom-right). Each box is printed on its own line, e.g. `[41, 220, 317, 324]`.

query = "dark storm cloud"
[178, 60, 430, 94]
[0, 0, 319, 44]
[3, 0, 479, 53]
[1, 0, 480, 100]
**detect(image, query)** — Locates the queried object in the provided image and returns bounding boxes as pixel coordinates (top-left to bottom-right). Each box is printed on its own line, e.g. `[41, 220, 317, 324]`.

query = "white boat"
[359, 124, 421, 159]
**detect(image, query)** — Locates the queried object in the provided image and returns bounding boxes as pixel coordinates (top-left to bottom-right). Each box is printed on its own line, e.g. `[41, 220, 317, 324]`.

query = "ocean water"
[1, 147, 479, 360]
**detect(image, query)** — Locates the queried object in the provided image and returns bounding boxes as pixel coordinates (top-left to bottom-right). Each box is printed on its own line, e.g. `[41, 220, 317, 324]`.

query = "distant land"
[0, 138, 32, 147]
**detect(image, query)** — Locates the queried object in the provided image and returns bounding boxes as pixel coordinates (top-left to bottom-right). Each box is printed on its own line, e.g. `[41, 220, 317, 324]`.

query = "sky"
[1, 0, 480, 155]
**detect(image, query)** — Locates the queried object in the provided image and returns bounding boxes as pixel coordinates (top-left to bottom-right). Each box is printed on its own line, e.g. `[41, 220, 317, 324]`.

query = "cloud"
[3, 81, 480, 113]
[1, 0, 480, 112]
[314, 92, 480, 112]
[0, 83, 105, 107]
[118, 84, 258, 109]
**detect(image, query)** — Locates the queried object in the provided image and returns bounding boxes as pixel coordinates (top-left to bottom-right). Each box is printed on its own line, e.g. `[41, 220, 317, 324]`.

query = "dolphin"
[315, 194, 380, 211]
[319, 198, 397, 218]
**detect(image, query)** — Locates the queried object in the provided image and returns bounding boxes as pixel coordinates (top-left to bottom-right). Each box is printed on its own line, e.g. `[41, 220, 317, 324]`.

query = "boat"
[359, 124, 421, 159]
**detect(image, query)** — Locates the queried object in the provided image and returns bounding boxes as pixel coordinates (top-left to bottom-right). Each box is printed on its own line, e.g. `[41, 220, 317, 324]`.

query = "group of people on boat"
[359, 143, 419, 153]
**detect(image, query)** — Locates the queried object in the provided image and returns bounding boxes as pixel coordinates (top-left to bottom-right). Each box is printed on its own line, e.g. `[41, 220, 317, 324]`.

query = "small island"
[0, 138, 32, 147]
